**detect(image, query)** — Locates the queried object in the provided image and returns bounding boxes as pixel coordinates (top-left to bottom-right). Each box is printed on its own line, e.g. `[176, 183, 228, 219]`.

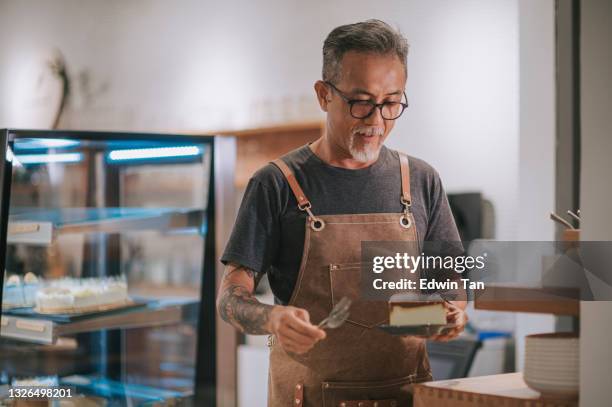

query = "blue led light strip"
[107, 146, 201, 161]
[15, 153, 83, 164]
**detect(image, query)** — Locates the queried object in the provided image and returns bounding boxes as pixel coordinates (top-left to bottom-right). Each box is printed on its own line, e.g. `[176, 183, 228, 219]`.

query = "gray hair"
[322, 19, 409, 84]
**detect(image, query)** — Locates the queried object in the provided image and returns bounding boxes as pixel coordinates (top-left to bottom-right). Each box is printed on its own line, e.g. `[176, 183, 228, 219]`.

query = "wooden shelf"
[7, 207, 205, 245]
[1, 299, 197, 344]
[414, 373, 577, 407]
[214, 121, 325, 138]
[214, 121, 325, 188]
[474, 284, 580, 316]
[186, 121, 325, 188]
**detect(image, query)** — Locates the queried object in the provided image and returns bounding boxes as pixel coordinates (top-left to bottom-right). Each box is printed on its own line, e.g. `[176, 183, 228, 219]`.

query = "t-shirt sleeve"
[424, 171, 462, 245]
[422, 170, 464, 266]
[220, 176, 281, 274]
[420, 171, 465, 295]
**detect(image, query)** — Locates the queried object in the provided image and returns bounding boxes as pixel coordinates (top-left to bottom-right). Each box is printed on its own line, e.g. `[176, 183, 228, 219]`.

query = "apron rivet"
[399, 214, 412, 229]
[340, 403, 346, 407]
[374, 403, 379, 407]
[324, 383, 330, 388]
[310, 218, 325, 231]
[358, 403, 364, 407]
[295, 384, 301, 390]
[295, 398, 301, 405]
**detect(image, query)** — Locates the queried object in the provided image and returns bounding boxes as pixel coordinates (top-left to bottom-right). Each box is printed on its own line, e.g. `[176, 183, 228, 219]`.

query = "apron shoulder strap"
[398, 153, 412, 206]
[271, 158, 311, 209]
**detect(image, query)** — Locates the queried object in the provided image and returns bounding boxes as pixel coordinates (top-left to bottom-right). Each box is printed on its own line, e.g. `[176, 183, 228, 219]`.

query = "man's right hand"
[268, 306, 326, 354]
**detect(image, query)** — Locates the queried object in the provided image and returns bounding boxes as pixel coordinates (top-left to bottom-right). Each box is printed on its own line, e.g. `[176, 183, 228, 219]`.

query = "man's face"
[317, 51, 407, 163]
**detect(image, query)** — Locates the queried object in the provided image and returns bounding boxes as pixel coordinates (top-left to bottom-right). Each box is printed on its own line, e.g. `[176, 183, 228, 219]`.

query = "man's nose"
[363, 106, 385, 126]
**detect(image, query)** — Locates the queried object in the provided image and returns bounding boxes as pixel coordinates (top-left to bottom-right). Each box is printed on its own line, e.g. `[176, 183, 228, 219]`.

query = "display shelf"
[0, 298, 198, 344]
[0, 129, 236, 405]
[60, 375, 189, 404]
[0, 380, 191, 406]
[7, 207, 205, 244]
[414, 372, 578, 407]
[474, 284, 580, 316]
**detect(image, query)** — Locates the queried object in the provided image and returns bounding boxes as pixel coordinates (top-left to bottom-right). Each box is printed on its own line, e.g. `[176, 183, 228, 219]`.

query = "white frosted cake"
[35, 277, 129, 314]
[12, 375, 59, 387]
[2, 272, 39, 308]
[389, 301, 447, 326]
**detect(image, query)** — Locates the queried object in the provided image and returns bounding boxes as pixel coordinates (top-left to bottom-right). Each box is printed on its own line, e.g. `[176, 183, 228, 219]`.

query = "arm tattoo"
[217, 265, 273, 335]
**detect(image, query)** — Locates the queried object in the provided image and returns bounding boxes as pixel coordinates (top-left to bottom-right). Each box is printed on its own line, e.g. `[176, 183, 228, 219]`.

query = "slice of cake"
[35, 277, 129, 314]
[389, 301, 447, 326]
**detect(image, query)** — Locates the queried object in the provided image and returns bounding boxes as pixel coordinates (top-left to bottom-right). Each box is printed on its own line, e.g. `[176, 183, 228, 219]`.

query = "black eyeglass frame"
[324, 81, 409, 120]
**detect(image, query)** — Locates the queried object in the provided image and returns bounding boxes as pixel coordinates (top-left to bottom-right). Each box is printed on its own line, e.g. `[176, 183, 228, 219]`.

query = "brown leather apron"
[268, 153, 432, 407]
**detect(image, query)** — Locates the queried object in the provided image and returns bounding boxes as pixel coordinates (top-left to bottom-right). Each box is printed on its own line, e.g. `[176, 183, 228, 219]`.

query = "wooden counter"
[414, 373, 577, 407]
[474, 285, 580, 316]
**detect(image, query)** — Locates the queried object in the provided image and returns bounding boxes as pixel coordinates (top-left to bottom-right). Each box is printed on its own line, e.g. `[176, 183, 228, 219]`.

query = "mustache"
[351, 126, 385, 137]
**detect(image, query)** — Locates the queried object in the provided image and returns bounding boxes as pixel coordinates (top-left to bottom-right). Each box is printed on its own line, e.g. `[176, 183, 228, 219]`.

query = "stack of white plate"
[524, 332, 579, 399]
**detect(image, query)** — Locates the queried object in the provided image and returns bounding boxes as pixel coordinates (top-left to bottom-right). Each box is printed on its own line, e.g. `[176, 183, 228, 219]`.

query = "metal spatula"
[318, 297, 351, 329]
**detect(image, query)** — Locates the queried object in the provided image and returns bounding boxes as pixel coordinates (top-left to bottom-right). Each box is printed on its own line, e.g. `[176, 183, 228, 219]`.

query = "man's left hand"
[429, 301, 468, 342]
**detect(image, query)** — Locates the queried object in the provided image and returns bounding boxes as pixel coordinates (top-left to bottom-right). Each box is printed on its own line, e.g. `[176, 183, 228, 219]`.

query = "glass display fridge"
[0, 129, 237, 406]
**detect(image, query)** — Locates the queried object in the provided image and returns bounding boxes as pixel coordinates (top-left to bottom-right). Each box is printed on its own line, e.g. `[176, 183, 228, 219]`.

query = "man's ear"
[314, 80, 331, 112]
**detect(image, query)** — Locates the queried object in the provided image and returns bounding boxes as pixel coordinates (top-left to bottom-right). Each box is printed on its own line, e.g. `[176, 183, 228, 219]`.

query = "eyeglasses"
[325, 81, 408, 120]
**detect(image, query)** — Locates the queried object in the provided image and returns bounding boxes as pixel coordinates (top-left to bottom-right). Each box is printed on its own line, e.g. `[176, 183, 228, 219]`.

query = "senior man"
[217, 19, 467, 406]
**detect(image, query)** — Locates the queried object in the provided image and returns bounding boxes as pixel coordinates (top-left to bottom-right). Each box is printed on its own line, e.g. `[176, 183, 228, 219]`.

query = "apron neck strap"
[272, 158, 311, 209]
[399, 153, 412, 207]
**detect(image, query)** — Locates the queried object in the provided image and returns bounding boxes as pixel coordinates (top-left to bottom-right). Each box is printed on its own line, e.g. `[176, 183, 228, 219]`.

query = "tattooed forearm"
[216, 264, 273, 335]
[217, 285, 273, 334]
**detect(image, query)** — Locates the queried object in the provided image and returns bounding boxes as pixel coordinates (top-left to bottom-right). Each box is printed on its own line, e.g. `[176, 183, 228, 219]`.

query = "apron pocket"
[321, 374, 415, 407]
[329, 263, 388, 328]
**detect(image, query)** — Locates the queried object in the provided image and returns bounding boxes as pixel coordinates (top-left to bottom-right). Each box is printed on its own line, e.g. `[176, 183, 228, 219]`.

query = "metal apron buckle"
[399, 198, 412, 229]
[299, 202, 326, 231]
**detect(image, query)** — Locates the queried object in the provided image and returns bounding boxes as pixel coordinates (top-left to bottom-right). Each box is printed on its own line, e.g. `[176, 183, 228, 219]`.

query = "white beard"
[348, 127, 384, 163]
[348, 137, 378, 163]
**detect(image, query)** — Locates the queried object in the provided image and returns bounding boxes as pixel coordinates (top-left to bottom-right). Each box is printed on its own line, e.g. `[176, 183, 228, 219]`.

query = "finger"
[431, 326, 462, 341]
[288, 317, 326, 340]
[444, 328, 462, 338]
[281, 326, 319, 346]
[294, 308, 311, 323]
[446, 309, 460, 319]
[292, 309, 325, 338]
[446, 313, 460, 323]
[443, 301, 457, 310]
[445, 310, 458, 319]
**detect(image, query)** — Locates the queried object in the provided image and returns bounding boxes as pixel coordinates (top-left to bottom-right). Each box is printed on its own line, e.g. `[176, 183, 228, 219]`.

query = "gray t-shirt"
[221, 144, 461, 304]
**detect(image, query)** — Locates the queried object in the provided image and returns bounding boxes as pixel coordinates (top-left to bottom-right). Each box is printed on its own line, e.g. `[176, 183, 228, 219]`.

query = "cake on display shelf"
[2, 272, 39, 309]
[2, 271, 131, 314]
[35, 277, 130, 314]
